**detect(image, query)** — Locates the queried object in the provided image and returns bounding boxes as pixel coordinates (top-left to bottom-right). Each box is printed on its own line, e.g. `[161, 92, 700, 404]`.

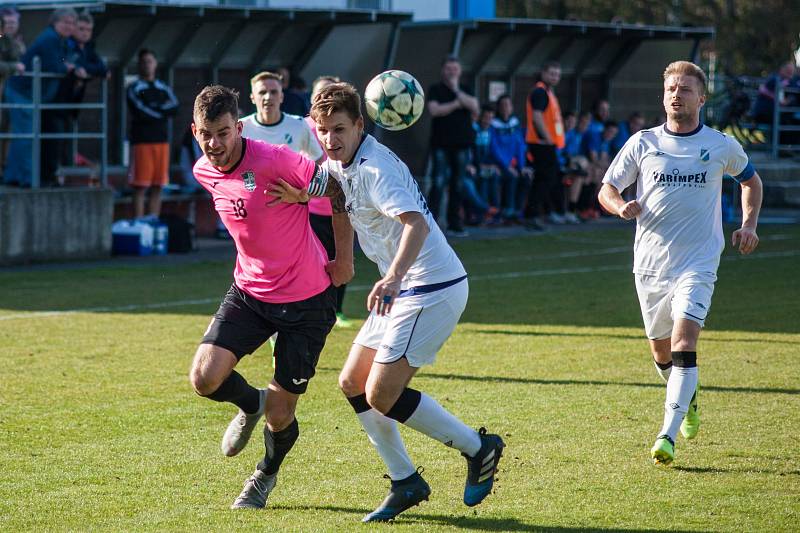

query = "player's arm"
[328, 211, 354, 286]
[369, 211, 429, 316]
[531, 110, 552, 145]
[598, 182, 641, 220]
[266, 164, 342, 205]
[428, 98, 461, 117]
[732, 172, 762, 255]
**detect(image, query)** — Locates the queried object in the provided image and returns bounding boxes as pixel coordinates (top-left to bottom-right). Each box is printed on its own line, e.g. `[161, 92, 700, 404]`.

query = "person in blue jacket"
[489, 94, 531, 223]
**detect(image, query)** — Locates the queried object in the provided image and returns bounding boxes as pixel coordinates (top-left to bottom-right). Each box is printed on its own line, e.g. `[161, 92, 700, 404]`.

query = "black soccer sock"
[383, 388, 422, 423]
[257, 418, 300, 475]
[671, 351, 697, 368]
[204, 370, 261, 414]
[346, 393, 371, 414]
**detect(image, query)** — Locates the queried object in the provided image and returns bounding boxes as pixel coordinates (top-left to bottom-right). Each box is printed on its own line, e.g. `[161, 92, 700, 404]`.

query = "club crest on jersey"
[700, 148, 710, 162]
[241, 170, 256, 192]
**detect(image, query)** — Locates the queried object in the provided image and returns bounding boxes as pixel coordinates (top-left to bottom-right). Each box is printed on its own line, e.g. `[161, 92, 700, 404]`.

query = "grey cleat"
[221, 389, 267, 457]
[230, 469, 277, 509]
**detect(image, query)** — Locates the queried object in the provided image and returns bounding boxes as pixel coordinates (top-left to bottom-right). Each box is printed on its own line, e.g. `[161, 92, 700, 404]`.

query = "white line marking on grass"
[1, 249, 798, 321]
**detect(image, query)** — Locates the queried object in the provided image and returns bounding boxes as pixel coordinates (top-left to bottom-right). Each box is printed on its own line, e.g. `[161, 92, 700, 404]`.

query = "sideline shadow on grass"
[673, 465, 800, 476]
[473, 328, 800, 346]
[413, 372, 800, 396]
[269, 504, 703, 532]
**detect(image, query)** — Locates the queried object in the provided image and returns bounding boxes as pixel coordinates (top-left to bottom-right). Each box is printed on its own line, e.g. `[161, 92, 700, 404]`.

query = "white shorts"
[354, 278, 468, 367]
[635, 271, 716, 340]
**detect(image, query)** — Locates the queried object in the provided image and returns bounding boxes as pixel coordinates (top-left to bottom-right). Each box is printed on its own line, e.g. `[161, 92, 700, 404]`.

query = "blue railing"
[0, 56, 108, 188]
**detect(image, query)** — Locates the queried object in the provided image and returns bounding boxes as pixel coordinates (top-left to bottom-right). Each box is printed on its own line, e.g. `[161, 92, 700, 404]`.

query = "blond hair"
[310, 82, 362, 124]
[250, 71, 283, 87]
[663, 61, 707, 92]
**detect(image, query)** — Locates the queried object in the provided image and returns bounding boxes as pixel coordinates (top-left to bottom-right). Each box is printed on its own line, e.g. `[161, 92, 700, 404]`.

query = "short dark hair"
[541, 60, 560, 72]
[194, 85, 239, 123]
[49, 7, 77, 25]
[442, 55, 460, 66]
[480, 103, 495, 115]
[603, 120, 619, 130]
[0, 7, 20, 18]
[310, 82, 362, 124]
[138, 48, 155, 62]
[77, 10, 93, 25]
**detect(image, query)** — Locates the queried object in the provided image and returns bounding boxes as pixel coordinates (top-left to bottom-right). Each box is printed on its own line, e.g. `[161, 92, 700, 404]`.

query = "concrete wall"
[0, 188, 114, 265]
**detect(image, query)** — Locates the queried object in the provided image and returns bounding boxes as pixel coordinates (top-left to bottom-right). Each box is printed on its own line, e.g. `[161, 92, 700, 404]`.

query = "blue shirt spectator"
[611, 112, 645, 155]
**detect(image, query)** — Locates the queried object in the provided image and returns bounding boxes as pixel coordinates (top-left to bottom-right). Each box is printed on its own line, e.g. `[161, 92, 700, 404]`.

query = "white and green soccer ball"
[364, 70, 425, 131]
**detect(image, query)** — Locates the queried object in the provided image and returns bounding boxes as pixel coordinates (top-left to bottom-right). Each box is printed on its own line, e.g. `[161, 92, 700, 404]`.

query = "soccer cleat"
[335, 312, 353, 329]
[651, 435, 675, 465]
[463, 427, 505, 507]
[221, 388, 267, 457]
[230, 469, 277, 509]
[680, 385, 700, 440]
[362, 470, 431, 523]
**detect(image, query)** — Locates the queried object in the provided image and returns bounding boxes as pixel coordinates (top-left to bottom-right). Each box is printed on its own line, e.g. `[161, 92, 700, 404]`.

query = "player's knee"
[364, 387, 392, 415]
[338, 372, 363, 397]
[265, 406, 295, 431]
[189, 366, 219, 397]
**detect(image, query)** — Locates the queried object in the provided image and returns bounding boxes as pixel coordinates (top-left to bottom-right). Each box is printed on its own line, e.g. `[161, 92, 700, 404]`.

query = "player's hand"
[367, 276, 402, 316]
[731, 226, 759, 255]
[326, 259, 354, 287]
[617, 200, 642, 220]
[266, 178, 309, 206]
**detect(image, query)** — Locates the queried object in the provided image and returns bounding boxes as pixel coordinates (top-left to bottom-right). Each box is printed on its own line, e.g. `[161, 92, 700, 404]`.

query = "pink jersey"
[193, 139, 330, 303]
[305, 116, 333, 217]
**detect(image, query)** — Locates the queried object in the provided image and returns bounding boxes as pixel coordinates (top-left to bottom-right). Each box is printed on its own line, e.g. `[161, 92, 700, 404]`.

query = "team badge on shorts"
[241, 170, 256, 192]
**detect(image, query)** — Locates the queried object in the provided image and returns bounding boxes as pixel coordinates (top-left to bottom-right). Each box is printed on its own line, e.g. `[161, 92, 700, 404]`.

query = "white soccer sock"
[403, 393, 482, 457]
[658, 366, 699, 441]
[653, 359, 673, 383]
[357, 409, 416, 481]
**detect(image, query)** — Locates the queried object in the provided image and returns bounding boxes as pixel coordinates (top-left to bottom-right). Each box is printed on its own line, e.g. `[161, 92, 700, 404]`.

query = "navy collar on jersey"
[343, 133, 368, 169]
[220, 137, 247, 175]
[663, 122, 703, 137]
[254, 112, 285, 128]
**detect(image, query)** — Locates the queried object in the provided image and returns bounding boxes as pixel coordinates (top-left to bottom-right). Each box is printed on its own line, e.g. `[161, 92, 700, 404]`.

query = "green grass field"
[1, 224, 798, 532]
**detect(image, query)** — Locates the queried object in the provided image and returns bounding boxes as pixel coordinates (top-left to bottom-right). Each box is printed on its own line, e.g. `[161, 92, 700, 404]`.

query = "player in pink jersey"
[187, 85, 353, 510]
[306, 75, 352, 328]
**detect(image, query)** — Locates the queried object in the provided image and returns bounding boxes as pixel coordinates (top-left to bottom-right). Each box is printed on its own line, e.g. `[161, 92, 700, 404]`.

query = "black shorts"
[201, 284, 337, 394]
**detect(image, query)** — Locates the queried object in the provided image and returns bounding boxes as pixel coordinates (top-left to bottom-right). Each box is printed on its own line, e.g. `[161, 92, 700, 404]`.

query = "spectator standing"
[490, 94, 532, 223]
[427, 56, 479, 237]
[51, 11, 107, 177]
[127, 48, 179, 218]
[4, 7, 77, 187]
[0, 7, 25, 181]
[525, 60, 566, 226]
[752, 60, 796, 124]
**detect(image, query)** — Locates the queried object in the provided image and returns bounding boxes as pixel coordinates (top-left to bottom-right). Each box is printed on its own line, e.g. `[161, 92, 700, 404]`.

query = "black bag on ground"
[159, 214, 196, 253]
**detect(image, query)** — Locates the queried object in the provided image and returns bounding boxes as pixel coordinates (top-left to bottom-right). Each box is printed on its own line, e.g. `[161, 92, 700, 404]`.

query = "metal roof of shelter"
[19, 1, 411, 73]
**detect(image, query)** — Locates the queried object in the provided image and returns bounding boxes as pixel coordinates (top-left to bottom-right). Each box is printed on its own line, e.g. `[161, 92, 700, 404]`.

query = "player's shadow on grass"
[474, 328, 800, 346]
[272, 505, 702, 532]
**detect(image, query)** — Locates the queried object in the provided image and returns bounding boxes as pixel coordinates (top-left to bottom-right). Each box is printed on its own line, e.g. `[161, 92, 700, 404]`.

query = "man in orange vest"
[525, 61, 567, 227]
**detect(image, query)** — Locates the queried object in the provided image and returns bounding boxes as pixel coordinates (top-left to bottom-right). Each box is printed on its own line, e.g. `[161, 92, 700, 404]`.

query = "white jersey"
[603, 124, 754, 278]
[241, 112, 323, 161]
[323, 134, 466, 288]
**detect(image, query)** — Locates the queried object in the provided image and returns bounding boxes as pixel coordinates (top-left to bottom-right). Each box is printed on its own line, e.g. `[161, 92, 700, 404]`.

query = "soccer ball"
[364, 70, 425, 131]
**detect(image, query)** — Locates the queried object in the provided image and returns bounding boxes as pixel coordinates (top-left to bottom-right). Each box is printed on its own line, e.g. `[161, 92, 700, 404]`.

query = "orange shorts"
[129, 143, 169, 187]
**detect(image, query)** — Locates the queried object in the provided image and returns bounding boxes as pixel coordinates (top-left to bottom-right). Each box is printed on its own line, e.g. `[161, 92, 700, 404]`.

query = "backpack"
[159, 214, 196, 253]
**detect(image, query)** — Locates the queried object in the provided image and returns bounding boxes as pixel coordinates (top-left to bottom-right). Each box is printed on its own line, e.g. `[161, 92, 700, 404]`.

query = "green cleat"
[680, 386, 700, 440]
[335, 312, 353, 329]
[651, 435, 675, 465]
